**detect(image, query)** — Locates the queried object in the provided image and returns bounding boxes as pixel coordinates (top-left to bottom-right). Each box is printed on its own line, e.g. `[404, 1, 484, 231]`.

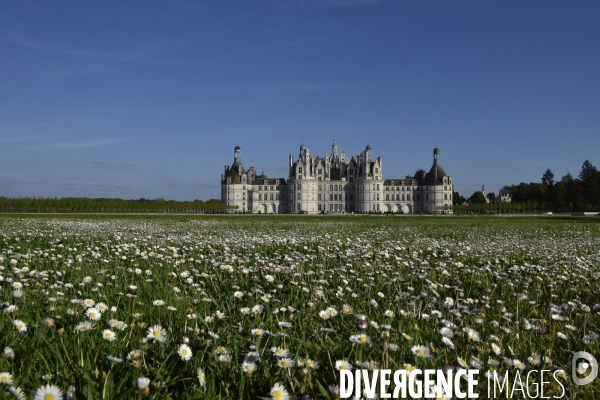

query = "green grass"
[0, 215, 598, 399]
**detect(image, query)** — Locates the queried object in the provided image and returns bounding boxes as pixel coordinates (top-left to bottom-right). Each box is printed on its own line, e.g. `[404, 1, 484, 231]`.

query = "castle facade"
[221, 140, 453, 214]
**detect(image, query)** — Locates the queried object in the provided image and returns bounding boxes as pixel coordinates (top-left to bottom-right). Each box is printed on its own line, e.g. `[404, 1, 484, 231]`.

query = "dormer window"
[391, 181, 394, 185]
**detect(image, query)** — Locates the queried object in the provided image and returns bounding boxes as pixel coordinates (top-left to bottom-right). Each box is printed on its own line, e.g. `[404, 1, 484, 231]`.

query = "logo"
[572, 351, 598, 386]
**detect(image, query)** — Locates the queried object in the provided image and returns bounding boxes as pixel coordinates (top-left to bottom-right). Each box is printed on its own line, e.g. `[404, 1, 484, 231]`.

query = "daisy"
[75, 321, 95, 332]
[411, 345, 431, 358]
[513, 359, 526, 370]
[335, 360, 353, 371]
[82, 299, 95, 308]
[101, 329, 117, 342]
[491, 343, 502, 355]
[306, 359, 319, 370]
[440, 327, 454, 338]
[2, 347, 15, 359]
[153, 300, 165, 306]
[271, 347, 289, 357]
[96, 302, 108, 313]
[137, 377, 150, 395]
[245, 352, 260, 363]
[319, 310, 330, 319]
[34, 384, 63, 400]
[463, 327, 480, 342]
[0, 372, 13, 385]
[241, 361, 257, 374]
[270, 382, 290, 400]
[457, 357, 468, 368]
[234, 291, 244, 299]
[197, 368, 206, 386]
[252, 305, 264, 314]
[127, 350, 142, 361]
[13, 320, 27, 333]
[277, 358, 294, 369]
[528, 354, 541, 366]
[218, 354, 232, 363]
[442, 337, 455, 349]
[384, 310, 395, 317]
[8, 386, 25, 400]
[86, 308, 101, 321]
[250, 328, 265, 338]
[342, 304, 354, 314]
[178, 344, 193, 361]
[350, 334, 371, 345]
[147, 325, 167, 342]
[5, 305, 18, 313]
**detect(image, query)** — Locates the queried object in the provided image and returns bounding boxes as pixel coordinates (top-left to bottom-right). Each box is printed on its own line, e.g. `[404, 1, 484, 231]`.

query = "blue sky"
[1, 0, 599, 201]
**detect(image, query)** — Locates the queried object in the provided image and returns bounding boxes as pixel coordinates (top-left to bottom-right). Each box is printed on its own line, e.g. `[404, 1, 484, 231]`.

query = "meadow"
[0, 214, 599, 399]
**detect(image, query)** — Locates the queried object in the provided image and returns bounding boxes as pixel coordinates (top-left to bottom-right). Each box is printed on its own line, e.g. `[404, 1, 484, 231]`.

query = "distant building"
[221, 140, 454, 214]
[481, 185, 490, 203]
[499, 188, 512, 203]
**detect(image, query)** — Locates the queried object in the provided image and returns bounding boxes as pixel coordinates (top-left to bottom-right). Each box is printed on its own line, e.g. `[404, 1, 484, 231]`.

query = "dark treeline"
[0, 197, 230, 214]
[453, 159, 600, 213]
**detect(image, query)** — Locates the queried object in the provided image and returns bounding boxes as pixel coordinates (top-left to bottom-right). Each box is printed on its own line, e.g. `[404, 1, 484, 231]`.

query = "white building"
[221, 140, 453, 214]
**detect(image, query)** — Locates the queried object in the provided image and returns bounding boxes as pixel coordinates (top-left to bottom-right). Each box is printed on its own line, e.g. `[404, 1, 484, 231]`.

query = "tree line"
[0, 197, 231, 214]
[452, 159, 600, 213]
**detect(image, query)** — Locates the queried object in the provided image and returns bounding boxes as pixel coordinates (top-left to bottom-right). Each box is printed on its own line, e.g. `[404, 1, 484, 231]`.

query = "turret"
[234, 146, 241, 165]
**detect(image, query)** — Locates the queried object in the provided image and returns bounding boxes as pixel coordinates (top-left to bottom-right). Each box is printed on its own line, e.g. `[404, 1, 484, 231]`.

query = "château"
[221, 140, 453, 214]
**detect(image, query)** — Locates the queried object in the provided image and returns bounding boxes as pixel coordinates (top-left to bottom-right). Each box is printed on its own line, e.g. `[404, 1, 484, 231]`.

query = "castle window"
[299, 167, 303, 173]
[407, 194, 411, 201]
[270, 186, 273, 191]
[330, 185, 333, 191]
[330, 194, 333, 201]
[444, 194, 448, 200]
[386, 194, 389, 201]
[258, 194, 262, 201]
[297, 183, 302, 190]
[318, 194, 321, 201]
[377, 184, 380, 190]
[375, 168, 379, 173]
[318, 204, 321, 211]
[397, 194, 400, 201]
[270, 194, 274, 200]
[318, 169, 322, 174]
[276, 194, 279, 200]
[318, 185, 322, 192]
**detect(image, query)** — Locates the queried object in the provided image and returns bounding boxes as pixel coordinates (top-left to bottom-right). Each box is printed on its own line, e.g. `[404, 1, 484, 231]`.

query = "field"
[0, 214, 599, 399]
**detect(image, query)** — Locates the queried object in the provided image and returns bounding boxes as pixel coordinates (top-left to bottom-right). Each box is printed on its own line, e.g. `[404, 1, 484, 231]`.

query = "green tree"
[469, 191, 487, 204]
